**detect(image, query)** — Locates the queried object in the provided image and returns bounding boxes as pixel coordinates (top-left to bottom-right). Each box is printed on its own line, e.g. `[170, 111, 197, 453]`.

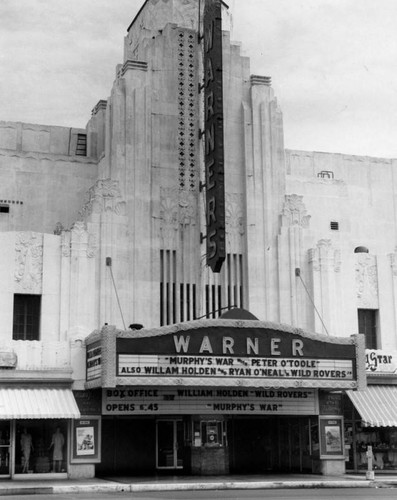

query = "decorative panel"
[177, 28, 199, 192]
[355, 253, 379, 308]
[14, 232, 43, 293]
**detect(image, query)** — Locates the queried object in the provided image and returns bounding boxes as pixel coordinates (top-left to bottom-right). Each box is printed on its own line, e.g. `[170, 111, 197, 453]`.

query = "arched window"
[354, 246, 369, 253]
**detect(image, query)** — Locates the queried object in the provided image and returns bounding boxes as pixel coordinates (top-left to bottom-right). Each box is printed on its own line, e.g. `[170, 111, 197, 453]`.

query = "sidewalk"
[0, 473, 397, 496]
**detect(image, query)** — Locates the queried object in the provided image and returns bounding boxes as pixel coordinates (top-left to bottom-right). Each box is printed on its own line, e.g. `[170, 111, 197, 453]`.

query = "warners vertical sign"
[203, 0, 225, 273]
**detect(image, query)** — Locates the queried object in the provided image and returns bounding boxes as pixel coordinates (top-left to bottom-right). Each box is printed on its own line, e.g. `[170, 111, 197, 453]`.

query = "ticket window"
[192, 420, 227, 447]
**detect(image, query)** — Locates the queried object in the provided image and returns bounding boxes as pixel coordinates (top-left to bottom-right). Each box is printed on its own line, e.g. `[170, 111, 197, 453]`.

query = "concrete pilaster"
[245, 77, 286, 321]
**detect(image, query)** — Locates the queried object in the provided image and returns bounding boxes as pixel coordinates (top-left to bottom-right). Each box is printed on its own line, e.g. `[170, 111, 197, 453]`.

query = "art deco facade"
[0, 0, 395, 479]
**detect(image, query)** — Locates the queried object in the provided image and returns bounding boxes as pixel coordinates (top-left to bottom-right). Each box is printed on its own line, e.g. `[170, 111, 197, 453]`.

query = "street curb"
[53, 483, 130, 494]
[2, 478, 397, 495]
[52, 480, 385, 494]
[0, 487, 54, 496]
[127, 481, 375, 491]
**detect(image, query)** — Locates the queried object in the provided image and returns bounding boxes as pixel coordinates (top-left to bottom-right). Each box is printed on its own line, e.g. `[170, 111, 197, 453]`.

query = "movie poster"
[76, 426, 95, 456]
[325, 425, 342, 453]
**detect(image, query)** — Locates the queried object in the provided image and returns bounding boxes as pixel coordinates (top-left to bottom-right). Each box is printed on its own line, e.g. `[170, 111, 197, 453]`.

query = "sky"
[0, 0, 396, 158]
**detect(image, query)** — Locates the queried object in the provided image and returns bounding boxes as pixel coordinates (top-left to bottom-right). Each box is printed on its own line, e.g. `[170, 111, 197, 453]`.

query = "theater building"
[86, 319, 365, 476]
[1, 0, 397, 479]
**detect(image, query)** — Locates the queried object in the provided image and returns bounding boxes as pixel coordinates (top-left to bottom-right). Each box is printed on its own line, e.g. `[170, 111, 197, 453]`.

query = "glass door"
[0, 421, 11, 477]
[156, 420, 183, 470]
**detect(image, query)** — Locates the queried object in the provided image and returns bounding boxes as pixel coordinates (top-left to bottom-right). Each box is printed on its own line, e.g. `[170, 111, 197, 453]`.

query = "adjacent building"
[0, 0, 396, 479]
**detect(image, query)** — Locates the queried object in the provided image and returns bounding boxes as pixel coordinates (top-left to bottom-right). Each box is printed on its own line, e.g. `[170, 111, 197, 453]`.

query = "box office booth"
[85, 319, 365, 477]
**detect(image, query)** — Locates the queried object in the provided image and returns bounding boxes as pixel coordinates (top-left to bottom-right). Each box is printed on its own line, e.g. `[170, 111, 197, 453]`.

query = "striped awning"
[0, 388, 80, 419]
[346, 386, 397, 427]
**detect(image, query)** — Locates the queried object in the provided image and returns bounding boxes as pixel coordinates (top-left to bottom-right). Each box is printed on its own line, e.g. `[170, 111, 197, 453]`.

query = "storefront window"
[343, 394, 397, 472]
[0, 421, 10, 476]
[355, 427, 397, 471]
[16, 421, 67, 474]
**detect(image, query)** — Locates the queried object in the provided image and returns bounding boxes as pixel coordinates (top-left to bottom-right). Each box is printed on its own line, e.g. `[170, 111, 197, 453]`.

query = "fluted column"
[278, 194, 310, 327]
[308, 239, 341, 335]
[245, 76, 286, 321]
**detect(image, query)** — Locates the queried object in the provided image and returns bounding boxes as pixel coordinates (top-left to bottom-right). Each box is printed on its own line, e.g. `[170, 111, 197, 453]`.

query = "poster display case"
[70, 417, 101, 464]
[319, 416, 344, 459]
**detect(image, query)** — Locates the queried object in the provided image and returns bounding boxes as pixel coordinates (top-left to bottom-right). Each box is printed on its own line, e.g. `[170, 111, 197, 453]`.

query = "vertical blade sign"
[203, 0, 225, 273]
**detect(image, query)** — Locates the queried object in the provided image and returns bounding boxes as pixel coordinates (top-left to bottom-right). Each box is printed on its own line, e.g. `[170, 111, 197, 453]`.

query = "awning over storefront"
[346, 386, 397, 427]
[0, 388, 80, 419]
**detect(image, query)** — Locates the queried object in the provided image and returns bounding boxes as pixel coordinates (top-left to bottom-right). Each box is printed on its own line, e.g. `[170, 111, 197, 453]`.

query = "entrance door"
[290, 421, 302, 470]
[0, 421, 11, 477]
[278, 419, 291, 471]
[278, 418, 310, 472]
[156, 420, 183, 470]
[230, 417, 312, 473]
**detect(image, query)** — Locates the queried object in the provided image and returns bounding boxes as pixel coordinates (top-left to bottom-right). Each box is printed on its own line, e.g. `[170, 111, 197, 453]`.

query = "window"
[354, 246, 369, 253]
[358, 309, 377, 349]
[317, 170, 334, 179]
[16, 420, 67, 474]
[0, 205, 9, 213]
[201, 421, 224, 446]
[191, 419, 227, 447]
[13, 295, 41, 341]
[330, 221, 339, 230]
[75, 134, 87, 156]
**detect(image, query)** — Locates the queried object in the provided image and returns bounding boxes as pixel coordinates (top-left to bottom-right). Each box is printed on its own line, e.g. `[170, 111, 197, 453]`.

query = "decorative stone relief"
[355, 253, 379, 308]
[14, 232, 43, 293]
[0, 349, 17, 368]
[178, 189, 197, 227]
[308, 239, 341, 273]
[226, 193, 244, 251]
[173, 0, 198, 28]
[389, 248, 397, 276]
[334, 249, 342, 273]
[70, 221, 97, 258]
[53, 222, 64, 235]
[177, 28, 198, 192]
[281, 194, 311, 228]
[126, 0, 198, 52]
[71, 221, 87, 241]
[86, 234, 97, 258]
[160, 194, 179, 237]
[308, 248, 319, 272]
[160, 188, 197, 245]
[79, 179, 126, 220]
[61, 231, 71, 257]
